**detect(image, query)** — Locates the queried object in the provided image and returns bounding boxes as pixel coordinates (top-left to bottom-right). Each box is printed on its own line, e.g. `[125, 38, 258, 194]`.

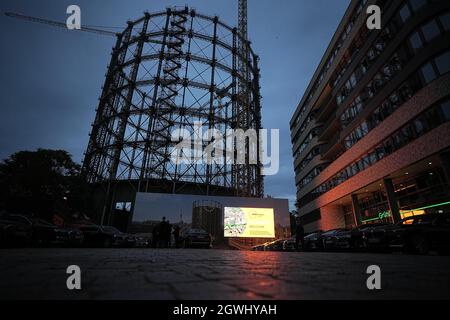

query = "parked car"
[321, 229, 346, 250]
[251, 244, 265, 251]
[102, 226, 136, 247]
[78, 225, 135, 248]
[2, 214, 83, 247]
[0, 216, 33, 247]
[283, 237, 297, 251]
[263, 239, 285, 251]
[303, 231, 323, 251]
[334, 223, 388, 250]
[133, 233, 151, 248]
[180, 228, 211, 248]
[363, 213, 450, 254]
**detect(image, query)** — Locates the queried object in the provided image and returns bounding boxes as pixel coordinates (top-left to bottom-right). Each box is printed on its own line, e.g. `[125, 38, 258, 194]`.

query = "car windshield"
[80, 226, 99, 232]
[33, 219, 54, 226]
[188, 229, 207, 234]
[305, 233, 318, 238]
[7, 216, 30, 224]
[102, 226, 121, 233]
[322, 229, 340, 236]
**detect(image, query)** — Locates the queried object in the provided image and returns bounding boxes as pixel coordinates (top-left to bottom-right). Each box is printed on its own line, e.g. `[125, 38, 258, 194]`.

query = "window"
[306, 101, 449, 201]
[420, 62, 437, 83]
[441, 100, 450, 121]
[421, 20, 440, 42]
[399, 4, 411, 23]
[414, 119, 425, 134]
[409, 0, 427, 11]
[435, 51, 450, 75]
[409, 32, 423, 50]
[115, 202, 132, 212]
[440, 13, 450, 31]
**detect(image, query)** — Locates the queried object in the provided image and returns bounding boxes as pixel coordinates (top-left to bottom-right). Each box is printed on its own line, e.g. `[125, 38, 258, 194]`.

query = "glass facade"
[290, 0, 450, 230]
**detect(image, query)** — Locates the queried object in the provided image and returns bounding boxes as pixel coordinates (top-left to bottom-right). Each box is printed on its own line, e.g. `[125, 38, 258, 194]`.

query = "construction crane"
[236, 0, 253, 196]
[4, 11, 118, 37]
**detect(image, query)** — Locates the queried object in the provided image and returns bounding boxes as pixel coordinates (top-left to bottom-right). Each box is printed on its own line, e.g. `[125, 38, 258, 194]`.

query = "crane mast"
[236, 0, 253, 196]
[4, 11, 117, 37]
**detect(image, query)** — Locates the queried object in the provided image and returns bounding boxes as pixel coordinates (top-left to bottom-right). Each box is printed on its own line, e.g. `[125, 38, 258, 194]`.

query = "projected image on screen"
[224, 207, 275, 238]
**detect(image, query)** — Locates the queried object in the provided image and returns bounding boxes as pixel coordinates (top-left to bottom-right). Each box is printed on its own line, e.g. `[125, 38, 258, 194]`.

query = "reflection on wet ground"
[1, 248, 450, 299]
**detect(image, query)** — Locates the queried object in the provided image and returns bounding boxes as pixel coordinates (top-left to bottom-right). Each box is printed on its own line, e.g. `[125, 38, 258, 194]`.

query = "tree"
[0, 149, 86, 219]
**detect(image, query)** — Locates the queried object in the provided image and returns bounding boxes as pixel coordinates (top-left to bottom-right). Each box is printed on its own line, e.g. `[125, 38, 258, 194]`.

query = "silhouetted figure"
[152, 224, 159, 248]
[166, 220, 172, 248]
[158, 217, 170, 248]
[173, 225, 180, 248]
[295, 218, 305, 251]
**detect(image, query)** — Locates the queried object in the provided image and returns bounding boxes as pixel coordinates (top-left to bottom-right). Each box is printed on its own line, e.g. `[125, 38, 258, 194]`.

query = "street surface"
[1, 248, 449, 299]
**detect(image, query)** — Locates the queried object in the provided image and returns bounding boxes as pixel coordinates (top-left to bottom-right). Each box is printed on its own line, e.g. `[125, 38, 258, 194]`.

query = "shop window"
[409, 31, 423, 51]
[440, 13, 450, 31]
[421, 20, 440, 42]
[435, 51, 450, 75]
[420, 62, 437, 83]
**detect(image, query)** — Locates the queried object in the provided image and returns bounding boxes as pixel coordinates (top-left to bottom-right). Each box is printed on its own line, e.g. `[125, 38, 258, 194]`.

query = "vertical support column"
[205, 16, 218, 193]
[384, 178, 401, 223]
[252, 53, 263, 197]
[351, 194, 362, 226]
[231, 28, 237, 194]
[141, 9, 171, 192]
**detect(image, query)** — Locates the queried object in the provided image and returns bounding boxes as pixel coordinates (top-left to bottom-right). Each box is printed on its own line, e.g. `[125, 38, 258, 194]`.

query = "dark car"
[133, 233, 151, 248]
[79, 225, 135, 248]
[181, 228, 211, 248]
[334, 223, 388, 250]
[2, 215, 83, 247]
[102, 226, 136, 247]
[263, 239, 285, 251]
[282, 237, 297, 251]
[251, 244, 265, 251]
[321, 229, 347, 250]
[0, 216, 33, 247]
[363, 213, 450, 254]
[303, 231, 323, 251]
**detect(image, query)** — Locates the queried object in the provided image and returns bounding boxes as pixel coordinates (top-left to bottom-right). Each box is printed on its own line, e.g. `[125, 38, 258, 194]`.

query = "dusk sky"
[0, 0, 350, 210]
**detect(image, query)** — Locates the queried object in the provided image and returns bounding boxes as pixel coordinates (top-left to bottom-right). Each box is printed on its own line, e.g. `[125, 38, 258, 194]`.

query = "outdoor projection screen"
[224, 207, 275, 238]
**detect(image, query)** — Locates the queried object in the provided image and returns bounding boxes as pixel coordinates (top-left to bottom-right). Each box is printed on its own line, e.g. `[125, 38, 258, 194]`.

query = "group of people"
[151, 217, 181, 248]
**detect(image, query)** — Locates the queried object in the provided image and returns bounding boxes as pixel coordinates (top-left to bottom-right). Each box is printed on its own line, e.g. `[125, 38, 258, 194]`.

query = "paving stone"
[1, 248, 450, 299]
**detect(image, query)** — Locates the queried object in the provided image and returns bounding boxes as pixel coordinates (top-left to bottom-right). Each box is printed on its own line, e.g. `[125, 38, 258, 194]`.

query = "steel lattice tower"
[82, 7, 263, 211]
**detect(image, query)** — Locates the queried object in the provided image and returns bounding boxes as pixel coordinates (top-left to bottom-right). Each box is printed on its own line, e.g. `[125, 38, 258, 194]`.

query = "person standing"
[166, 220, 172, 248]
[158, 217, 168, 248]
[173, 225, 180, 248]
[295, 217, 305, 251]
[152, 223, 159, 248]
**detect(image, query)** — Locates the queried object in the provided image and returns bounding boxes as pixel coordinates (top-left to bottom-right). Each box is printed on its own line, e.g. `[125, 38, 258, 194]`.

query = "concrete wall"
[304, 204, 346, 233]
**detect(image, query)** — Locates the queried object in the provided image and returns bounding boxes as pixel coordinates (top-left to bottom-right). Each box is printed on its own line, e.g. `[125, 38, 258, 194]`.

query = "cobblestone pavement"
[1, 248, 450, 300]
